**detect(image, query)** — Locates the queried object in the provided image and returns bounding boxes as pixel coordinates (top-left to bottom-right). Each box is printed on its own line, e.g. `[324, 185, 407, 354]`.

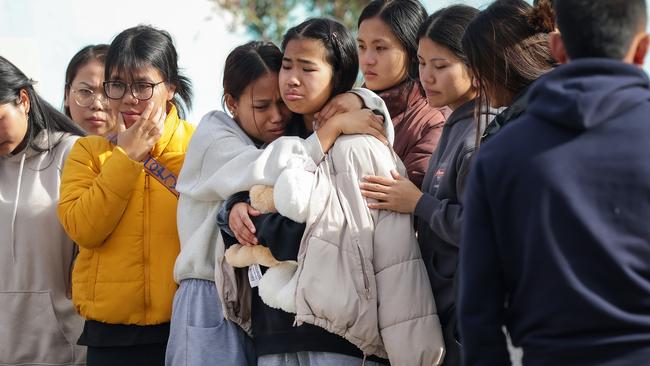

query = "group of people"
[1, 0, 649, 365]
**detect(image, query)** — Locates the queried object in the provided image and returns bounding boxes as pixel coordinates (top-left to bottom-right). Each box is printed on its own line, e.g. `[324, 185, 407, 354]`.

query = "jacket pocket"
[0, 291, 74, 364]
[355, 239, 371, 299]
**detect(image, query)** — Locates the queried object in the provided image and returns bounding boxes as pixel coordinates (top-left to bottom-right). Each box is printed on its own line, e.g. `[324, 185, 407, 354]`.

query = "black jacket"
[480, 87, 529, 143]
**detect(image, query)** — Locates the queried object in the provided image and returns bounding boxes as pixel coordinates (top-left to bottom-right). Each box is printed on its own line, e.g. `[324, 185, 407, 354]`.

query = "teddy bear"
[224, 156, 317, 313]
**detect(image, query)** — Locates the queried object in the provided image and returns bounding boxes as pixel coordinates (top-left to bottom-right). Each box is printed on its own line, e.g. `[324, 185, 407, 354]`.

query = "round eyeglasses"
[103, 80, 166, 101]
[70, 88, 108, 107]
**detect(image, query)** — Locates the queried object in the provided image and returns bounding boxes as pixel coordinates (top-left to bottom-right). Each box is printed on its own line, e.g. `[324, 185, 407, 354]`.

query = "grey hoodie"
[0, 131, 85, 365]
[414, 99, 496, 325]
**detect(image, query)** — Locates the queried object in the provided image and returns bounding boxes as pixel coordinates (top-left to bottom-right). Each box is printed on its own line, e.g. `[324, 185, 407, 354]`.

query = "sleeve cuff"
[216, 192, 250, 237]
[304, 132, 325, 164]
[414, 193, 440, 222]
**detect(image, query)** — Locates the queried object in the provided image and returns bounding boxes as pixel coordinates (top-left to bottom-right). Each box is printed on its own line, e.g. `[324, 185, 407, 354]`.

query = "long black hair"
[282, 18, 359, 98]
[418, 5, 479, 67]
[63, 44, 109, 118]
[359, 0, 428, 83]
[105, 25, 193, 118]
[0, 56, 85, 154]
[461, 0, 555, 108]
[222, 41, 283, 109]
[222, 41, 290, 138]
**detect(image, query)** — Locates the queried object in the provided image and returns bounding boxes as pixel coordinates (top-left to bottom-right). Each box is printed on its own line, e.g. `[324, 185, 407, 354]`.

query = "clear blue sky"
[1, 0, 648, 123]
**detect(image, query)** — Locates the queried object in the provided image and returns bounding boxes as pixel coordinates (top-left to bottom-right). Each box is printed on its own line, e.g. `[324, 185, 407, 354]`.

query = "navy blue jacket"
[459, 59, 650, 366]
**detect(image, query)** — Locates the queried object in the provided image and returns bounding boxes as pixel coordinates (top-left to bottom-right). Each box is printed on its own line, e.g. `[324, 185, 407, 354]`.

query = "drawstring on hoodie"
[10, 153, 26, 264]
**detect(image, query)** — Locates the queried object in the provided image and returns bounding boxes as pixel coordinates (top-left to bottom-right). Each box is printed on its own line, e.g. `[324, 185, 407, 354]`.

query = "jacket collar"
[445, 99, 476, 128]
[376, 80, 423, 125]
[481, 87, 530, 142]
[150, 103, 181, 158]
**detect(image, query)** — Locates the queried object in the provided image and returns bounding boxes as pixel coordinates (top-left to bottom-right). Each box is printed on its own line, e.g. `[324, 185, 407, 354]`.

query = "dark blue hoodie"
[459, 59, 650, 366]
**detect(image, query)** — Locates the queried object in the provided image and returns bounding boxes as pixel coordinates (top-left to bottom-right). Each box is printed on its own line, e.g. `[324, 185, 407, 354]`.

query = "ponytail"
[462, 0, 556, 108]
[528, 0, 556, 34]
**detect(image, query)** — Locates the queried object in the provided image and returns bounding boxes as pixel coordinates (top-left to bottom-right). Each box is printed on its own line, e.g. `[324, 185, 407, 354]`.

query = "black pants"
[86, 343, 166, 366]
[442, 314, 462, 366]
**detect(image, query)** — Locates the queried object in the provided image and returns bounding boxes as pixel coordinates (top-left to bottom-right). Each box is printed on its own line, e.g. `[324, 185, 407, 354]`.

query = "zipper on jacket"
[355, 240, 370, 299]
[144, 174, 151, 321]
[293, 157, 333, 299]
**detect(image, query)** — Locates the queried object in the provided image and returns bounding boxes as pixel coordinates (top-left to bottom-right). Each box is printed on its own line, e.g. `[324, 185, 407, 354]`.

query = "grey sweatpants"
[165, 279, 255, 366]
[257, 352, 387, 366]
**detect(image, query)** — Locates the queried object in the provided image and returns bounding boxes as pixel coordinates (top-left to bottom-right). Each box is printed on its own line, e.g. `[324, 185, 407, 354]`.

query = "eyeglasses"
[70, 88, 108, 107]
[103, 80, 165, 101]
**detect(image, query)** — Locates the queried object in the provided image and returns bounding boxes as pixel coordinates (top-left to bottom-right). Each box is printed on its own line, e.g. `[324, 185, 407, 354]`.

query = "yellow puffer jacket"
[58, 105, 194, 325]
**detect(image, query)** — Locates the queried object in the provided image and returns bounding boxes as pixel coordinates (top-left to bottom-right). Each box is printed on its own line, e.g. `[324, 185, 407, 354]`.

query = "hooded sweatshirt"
[415, 100, 496, 327]
[0, 131, 85, 365]
[460, 59, 650, 366]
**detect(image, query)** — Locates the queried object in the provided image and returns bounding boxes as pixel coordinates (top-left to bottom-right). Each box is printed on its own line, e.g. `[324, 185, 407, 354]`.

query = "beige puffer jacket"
[294, 133, 445, 365]
[214, 89, 445, 364]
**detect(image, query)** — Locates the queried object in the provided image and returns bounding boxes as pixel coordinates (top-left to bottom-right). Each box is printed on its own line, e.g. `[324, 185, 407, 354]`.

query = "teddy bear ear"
[250, 185, 276, 213]
[274, 168, 314, 223]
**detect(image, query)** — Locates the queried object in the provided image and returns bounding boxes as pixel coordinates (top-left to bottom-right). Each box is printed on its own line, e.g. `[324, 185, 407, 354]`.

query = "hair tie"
[330, 32, 339, 46]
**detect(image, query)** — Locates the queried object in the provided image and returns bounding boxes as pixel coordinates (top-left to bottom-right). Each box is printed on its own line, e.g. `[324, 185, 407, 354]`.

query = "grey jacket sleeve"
[414, 150, 473, 247]
[216, 192, 250, 237]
